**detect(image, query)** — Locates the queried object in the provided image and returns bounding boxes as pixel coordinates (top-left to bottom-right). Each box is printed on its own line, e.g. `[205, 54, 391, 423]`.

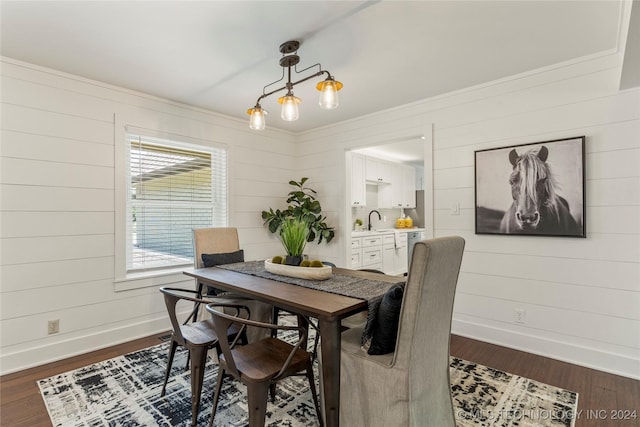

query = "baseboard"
[4, 316, 638, 379]
[452, 319, 640, 380]
[0, 316, 170, 376]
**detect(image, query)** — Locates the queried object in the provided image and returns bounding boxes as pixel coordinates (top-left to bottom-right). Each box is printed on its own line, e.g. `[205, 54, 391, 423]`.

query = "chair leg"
[269, 383, 276, 402]
[309, 319, 320, 362]
[246, 382, 270, 427]
[184, 352, 191, 372]
[160, 339, 179, 397]
[306, 364, 324, 427]
[271, 306, 280, 337]
[189, 346, 209, 427]
[209, 368, 226, 427]
[296, 314, 310, 349]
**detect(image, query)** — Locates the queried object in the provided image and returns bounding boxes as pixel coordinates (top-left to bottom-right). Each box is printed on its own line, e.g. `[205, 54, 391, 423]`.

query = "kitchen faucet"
[368, 210, 381, 231]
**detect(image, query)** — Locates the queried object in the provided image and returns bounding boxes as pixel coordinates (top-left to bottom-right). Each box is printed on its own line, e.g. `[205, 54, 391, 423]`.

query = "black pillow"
[201, 249, 244, 267]
[367, 284, 404, 355]
[201, 250, 245, 296]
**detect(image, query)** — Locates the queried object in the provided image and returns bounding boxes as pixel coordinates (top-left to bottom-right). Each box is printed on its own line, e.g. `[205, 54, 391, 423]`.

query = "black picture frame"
[474, 136, 586, 237]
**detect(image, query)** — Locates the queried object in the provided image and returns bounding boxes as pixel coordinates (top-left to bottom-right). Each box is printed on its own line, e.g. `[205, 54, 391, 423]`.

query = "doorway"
[344, 134, 433, 270]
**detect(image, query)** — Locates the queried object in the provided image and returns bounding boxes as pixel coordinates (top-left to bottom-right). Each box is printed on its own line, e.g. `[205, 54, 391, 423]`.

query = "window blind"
[127, 134, 227, 272]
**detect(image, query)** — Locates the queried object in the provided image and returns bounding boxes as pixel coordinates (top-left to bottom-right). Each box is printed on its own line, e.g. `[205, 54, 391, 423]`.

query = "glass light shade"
[247, 107, 266, 130]
[317, 79, 342, 110]
[278, 94, 301, 121]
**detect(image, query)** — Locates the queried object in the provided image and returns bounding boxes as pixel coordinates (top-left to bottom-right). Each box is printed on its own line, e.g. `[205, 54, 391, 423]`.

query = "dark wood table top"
[184, 266, 401, 319]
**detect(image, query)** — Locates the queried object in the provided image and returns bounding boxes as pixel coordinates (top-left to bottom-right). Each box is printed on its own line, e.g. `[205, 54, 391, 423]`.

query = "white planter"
[264, 259, 332, 280]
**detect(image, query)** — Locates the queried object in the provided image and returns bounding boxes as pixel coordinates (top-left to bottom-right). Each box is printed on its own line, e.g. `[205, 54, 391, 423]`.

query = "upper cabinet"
[353, 153, 417, 209]
[351, 153, 366, 206]
[392, 164, 416, 208]
[365, 157, 393, 183]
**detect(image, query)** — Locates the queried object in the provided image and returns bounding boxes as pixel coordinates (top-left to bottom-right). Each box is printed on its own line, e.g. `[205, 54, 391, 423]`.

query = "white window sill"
[114, 266, 195, 292]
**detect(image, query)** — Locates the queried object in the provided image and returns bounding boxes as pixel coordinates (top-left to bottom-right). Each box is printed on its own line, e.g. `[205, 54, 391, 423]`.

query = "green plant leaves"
[261, 177, 335, 245]
[278, 218, 309, 256]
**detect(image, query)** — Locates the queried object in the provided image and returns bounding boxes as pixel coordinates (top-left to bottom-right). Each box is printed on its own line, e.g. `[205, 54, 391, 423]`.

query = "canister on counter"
[404, 216, 413, 228]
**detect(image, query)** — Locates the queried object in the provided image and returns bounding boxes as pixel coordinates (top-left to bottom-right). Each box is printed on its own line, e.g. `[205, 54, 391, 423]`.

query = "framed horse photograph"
[474, 136, 586, 238]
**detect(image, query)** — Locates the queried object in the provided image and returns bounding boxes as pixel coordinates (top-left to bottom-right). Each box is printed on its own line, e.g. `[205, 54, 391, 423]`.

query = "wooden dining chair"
[193, 227, 273, 343]
[337, 236, 465, 427]
[159, 287, 248, 427]
[205, 304, 324, 427]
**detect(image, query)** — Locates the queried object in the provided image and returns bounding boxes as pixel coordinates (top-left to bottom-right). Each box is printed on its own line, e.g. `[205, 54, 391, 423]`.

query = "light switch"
[451, 202, 460, 215]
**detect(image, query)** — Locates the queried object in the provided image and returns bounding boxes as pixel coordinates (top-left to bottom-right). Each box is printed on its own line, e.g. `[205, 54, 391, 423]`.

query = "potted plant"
[354, 218, 363, 231]
[278, 218, 309, 265]
[262, 177, 335, 244]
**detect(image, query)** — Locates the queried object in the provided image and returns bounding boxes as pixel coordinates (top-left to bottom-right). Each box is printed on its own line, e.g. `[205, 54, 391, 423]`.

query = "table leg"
[319, 316, 340, 427]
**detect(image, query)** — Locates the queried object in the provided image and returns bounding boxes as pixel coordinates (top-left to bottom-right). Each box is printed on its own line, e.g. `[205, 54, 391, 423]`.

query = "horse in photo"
[500, 145, 580, 235]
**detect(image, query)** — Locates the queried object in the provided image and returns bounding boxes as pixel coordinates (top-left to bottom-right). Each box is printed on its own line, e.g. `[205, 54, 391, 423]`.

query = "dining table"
[183, 262, 404, 427]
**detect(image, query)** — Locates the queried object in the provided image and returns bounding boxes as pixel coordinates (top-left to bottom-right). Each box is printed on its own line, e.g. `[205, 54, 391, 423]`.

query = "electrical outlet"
[48, 319, 60, 334]
[514, 309, 526, 324]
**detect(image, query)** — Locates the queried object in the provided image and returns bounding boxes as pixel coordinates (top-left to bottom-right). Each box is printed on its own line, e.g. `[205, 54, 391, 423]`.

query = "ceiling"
[354, 137, 425, 167]
[0, 1, 625, 136]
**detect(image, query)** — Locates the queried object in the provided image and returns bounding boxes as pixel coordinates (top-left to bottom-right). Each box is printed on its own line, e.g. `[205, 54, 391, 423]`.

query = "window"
[126, 134, 227, 273]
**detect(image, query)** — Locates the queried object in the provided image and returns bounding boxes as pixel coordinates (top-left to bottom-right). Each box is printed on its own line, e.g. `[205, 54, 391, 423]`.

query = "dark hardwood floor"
[1, 332, 638, 427]
[450, 335, 640, 427]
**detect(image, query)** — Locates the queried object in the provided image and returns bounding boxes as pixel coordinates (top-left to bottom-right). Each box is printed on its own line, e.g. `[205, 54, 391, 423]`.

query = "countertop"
[351, 228, 425, 237]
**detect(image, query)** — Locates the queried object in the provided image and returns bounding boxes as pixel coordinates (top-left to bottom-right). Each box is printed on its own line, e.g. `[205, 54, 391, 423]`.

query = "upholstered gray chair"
[338, 236, 465, 427]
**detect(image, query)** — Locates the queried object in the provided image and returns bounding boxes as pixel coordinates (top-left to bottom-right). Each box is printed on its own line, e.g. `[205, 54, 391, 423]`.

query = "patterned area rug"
[38, 335, 578, 427]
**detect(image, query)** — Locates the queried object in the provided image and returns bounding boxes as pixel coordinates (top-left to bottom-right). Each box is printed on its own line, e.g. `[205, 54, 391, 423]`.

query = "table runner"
[216, 260, 405, 342]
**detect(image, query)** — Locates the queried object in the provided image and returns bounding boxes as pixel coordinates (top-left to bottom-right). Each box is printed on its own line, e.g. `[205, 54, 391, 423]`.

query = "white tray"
[264, 259, 332, 280]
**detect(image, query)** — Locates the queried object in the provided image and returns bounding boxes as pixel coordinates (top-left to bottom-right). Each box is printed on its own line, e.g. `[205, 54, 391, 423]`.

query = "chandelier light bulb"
[317, 79, 342, 110]
[279, 94, 301, 122]
[247, 106, 266, 130]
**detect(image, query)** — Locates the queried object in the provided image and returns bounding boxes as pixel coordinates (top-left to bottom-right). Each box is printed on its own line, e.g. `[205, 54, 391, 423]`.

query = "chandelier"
[247, 40, 343, 130]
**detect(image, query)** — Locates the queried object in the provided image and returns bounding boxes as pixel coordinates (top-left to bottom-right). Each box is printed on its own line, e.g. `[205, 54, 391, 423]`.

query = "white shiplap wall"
[1, 48, 639, 379]
[298, 51, 640, 379]
[0, 58, 294, 374]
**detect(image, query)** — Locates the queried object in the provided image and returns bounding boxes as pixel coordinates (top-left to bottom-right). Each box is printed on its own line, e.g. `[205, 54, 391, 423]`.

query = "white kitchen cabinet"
[365, 157, 393, 183]
[391, 164, 416, 208]
[351, 237, 362, 269]
[361, 235, 383, 248]
[368, 158, 394, 208]
[378, 182, 393, 209]
[401, 165, 416, 208]
[360, 234, 383, 271]
[351, 153, 366, 207]
[382, 234, 395, 273]
[390, 164, 403, 208]
[381, 232, 409, 275]
[362, 247, 382, 270]
[394, 233, 408, 275]
[351, 231, 411, 274]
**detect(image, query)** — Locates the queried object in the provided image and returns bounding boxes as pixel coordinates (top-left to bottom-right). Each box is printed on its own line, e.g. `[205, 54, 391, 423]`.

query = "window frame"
[114, 117, 229, 291]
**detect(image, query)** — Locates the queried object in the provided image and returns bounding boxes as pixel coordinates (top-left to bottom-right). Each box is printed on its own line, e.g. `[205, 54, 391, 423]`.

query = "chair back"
[159, 287, 198, 346]
[193, 227, 240, 269]
[206, 306, 244, 378]
[397, 236, 465, 425]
